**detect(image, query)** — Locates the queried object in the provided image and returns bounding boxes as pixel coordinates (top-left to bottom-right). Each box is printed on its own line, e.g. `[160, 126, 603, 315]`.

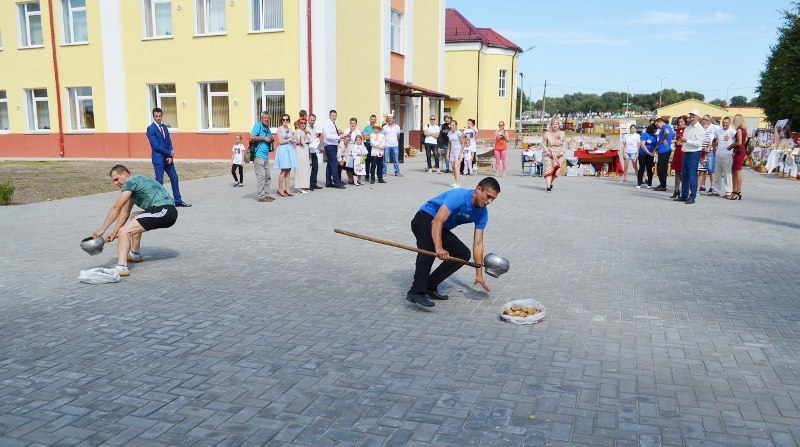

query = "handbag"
[246, 139, 258, 163]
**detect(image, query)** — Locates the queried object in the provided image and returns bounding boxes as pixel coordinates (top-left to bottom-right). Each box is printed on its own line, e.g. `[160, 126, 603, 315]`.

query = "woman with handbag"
[274, 114, 298, 197]
[728, 114, 747, 200]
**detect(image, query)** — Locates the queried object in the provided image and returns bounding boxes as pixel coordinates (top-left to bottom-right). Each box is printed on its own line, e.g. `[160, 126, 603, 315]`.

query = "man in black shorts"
[91, 165, 178, 277]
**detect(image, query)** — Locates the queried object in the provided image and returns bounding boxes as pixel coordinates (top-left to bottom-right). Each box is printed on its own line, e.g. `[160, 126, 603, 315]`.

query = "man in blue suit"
[146, 108, 191, 207]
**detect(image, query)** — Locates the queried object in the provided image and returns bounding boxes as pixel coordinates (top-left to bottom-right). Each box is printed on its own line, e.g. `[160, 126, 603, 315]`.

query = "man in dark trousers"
[146, 107, 191, 207]
[407, 177, 500, 307]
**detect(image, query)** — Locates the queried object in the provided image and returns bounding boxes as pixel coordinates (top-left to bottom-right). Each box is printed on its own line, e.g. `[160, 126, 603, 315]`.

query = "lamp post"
[625, 80, 636, 115]
[656, 76, 667, 110]
[726, 82, 735, 106]
[518, 72, 524, 134]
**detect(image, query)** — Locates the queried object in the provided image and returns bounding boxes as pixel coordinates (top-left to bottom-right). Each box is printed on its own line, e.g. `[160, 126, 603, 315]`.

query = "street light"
[726, 82, 735, 106]
[625, 80, 636, 115]
[656, 76, 667, 109]
[516, 45, 535, 134]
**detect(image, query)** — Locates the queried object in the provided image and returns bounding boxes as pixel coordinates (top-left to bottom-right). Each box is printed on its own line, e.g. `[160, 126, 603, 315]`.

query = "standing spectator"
[637, 124, 656, 189]
[230, 134, 245, 187]
[383, 114, 403, 177]
[698, 115, 720, 194]
[713, 116, 736, 198]
[323, 110, 345, 189]
[620, 124, 640, 183]
[293, 109, 307, 129]
[307, 113, 323, 190]
[675, 109, 705, 204]
[462, 119, 478, 176]
[423, 115, 441, 173]
[493, 121, 508, 178]
[362, 114, 377, 178]
[274, 114, 297, 197]
[438, 115, 452, 173]
[343, 118, 361, 185]
[447, 119, 466, 188]
[728, 114, 747, 200]
[294, 117, 312, 193]
[670, 116, 687, 198]
[352, 135, 368, 185]
[146, 108, 191, 207]
[251, 112, 275, 202]
[368, 125, 386, 184]
[653, 118, 674, 191]
[543, 117, 565, 192]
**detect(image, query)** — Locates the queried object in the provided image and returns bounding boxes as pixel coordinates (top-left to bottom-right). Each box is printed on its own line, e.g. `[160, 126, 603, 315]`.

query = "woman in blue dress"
[274, 114, 298, 197]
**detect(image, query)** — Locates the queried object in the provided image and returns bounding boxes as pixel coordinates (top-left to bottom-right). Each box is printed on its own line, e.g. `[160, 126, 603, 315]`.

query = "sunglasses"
[282, 118, 290, 122]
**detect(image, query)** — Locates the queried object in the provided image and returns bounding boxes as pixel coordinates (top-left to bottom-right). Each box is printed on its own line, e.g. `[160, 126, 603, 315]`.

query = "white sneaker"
[426, 168, 432, 173]
[435, 170, 442, 174]
[636, 185, 642, 189]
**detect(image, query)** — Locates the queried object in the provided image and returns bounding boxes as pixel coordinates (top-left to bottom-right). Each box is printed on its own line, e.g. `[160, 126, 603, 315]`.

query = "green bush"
[0, 180, 15, 205]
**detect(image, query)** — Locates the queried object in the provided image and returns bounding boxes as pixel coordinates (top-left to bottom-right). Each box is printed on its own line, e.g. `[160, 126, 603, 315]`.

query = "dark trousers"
[656, 151, 671, 187]
[637, 154, 653, 186]
[364, 141, 372, 177]
[309, 152, 319, 187]
[368, 154, 384, 181]
[153, 162, 183, 204]
[409, 211, 471, 295]
[231, 164, 243, 183]
[325, 145, 343, 186]
[424, 143, 439, 170]
[681, 150, 701, 200]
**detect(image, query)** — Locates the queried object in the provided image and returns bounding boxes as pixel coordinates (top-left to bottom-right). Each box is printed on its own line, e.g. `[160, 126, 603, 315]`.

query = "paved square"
[1, 157, 799, 446]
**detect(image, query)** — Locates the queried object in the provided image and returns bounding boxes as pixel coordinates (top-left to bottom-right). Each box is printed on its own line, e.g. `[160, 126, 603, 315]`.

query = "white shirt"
[424, 124, 440, 145]
[448, 129, 463, 151]
[383, 124, 401, 147]
[343, 127, 362, 150]
[715, 127, 737, 155]
[702, 123, 721, 151]
[232, 143, 244, 165]
[323, 120, 341, 145]
[622, 133, 639, 153]
[307, 123, 321, 152]
[463, 127, 478, 152]
[682, 122, 705, 153]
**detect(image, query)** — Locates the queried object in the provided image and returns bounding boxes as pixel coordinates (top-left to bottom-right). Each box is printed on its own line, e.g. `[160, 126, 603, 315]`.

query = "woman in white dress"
[293, 118, 311, 193]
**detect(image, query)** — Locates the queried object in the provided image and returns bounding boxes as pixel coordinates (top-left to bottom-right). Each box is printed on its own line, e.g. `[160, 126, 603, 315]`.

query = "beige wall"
[335, 0, 382, 123]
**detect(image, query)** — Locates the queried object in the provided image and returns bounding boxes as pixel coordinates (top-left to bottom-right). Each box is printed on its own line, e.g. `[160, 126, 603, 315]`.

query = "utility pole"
[726, 82, 735, 106]
[518, 72, 524, 135]
[625, 80, 636, 115]
[540, 80, 547, 122]
[656, 76, 666, 110]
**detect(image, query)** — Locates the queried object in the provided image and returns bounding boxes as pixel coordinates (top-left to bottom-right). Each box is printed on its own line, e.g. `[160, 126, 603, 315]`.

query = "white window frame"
[499, 69, 508, 98]
[18, 2, 44, 48]
[67, 86, 94, 132]
[199, 82, 229, 131]
[196, 0, 226, 36]
[61, 0, 88, 44]
[24, 88, 50, 132]
[0, 91, 9, 132]
[147, 83, 179, 130]
[390, 9, 403, 54]
[250, 0, 283, 33]
[143, 0, 173, 39]
[252, 79, 285, 127]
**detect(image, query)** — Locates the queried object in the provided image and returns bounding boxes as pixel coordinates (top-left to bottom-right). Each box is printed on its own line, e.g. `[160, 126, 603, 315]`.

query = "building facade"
[657, 99, 769, 134]
[0, 0, 453, 159]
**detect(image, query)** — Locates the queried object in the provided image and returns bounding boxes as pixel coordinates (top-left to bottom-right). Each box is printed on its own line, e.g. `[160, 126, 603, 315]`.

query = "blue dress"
[274, 127, 298, 169]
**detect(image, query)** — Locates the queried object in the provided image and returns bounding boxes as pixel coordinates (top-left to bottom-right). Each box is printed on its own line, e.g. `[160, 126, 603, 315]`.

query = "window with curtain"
[251, 0, 282, 32]
[68, 87, 94, 130]
[148, 83, 178, 129]
[252, 80, 284, 126]
[498, 69, 507, 98]
[200, 82, 229, 130]
[19, 2, 44, 47]
[144, 0, 172, 38]
[390, 10, 403, 54]
[0, 91, 9, 131]
[62, 0, 88, 44]
[25, 88, 50, 131]
[196, 0, 226, 35]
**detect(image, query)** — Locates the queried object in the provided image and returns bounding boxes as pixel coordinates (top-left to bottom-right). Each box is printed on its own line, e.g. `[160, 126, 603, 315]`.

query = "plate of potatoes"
[499, 299, 546, 324]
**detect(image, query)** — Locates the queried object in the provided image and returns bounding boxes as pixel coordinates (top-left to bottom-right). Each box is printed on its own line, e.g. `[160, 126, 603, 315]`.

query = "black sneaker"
[406, 293, 434, 307]
[699, 186, 706, 192]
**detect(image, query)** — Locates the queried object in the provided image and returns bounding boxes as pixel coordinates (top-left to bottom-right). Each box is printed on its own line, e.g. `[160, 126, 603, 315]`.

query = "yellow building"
[0, 0, 452, 158]
[657, 99, 769, 133]
[443, 8, 521, 138]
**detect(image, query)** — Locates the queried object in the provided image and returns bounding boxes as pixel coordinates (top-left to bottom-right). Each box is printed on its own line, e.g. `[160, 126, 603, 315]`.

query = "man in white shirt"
[423, 115, 441, 173]
[383, 114, 403, 177]
[307, 113, 323, 190]
[713, 116, 737, 197]
[323, 110, 345, 189]
[675, 109, 705, 204]
[698, 114, 720, 195]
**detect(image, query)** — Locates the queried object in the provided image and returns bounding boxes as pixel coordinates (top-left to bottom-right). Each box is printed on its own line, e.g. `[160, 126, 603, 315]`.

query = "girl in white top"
[293, 119, 312, 193]
[368, 126, 386, 183]
[620, 124, 640, 183]
[231, 134, 245, 187]
[447, 119, 467, 188]
[462, 119, 478, 176]
[350, 135, 368, 185]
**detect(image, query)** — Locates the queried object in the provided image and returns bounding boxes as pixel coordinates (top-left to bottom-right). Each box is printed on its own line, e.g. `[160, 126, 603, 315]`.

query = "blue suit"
[146, 122, 184, 205]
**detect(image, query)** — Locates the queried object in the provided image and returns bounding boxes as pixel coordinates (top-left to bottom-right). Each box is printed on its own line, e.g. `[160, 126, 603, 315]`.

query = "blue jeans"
[325, 145, 343, 186]
[153, 162, 183, 204]
[681, 151, 701, 200]
[384, 146, 400, 175]
[707, 152, 716, 174]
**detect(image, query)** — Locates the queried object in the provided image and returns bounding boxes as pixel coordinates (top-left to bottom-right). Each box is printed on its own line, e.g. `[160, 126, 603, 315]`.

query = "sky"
[445, 0, 789, 106]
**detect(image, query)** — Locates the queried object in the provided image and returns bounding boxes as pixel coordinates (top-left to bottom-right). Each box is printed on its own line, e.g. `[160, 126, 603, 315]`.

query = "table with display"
[572, 149, 625, 176]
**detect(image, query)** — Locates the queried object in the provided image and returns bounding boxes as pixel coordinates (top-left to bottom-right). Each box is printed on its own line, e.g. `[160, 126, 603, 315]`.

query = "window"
[144, 0, 172, 38]
[390, 10, 403, 53]
[199, 82, 229, 130]
[18, 2, 44, 47]
[0, 91, 9, 131]
[148, 83, 178, 128]
[196, 0, 225, 35]
[251, 0, 282, 32]
[498, 69, 507, 98]
[25, 88, 50, 131]
[252, 80, 284, 124]
[67, 87, 94, 130]
[61, 0, 88, 44]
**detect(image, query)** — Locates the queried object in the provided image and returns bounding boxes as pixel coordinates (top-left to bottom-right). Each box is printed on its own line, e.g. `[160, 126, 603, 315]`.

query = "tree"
[757, 3, 800, 128]
[729, 95, 749, 107]
[709, 99, 728, 107]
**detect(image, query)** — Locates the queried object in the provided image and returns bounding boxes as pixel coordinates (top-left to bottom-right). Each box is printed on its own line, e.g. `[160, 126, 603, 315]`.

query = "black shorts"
[136, 205, 178, 231]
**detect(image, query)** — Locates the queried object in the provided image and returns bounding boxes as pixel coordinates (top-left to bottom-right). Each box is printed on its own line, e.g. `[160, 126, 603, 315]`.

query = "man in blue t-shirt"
[654, 118, 675, 190]
[637, 125, 657, 188]
[407, 177, 501, 307]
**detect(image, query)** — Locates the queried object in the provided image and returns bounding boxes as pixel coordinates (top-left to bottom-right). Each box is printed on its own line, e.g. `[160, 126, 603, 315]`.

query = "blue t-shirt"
[250, 122, 273, 159]
[639, 132, 656, 156]
[657, 125, 675, 153]
[419, 188, 489, 230]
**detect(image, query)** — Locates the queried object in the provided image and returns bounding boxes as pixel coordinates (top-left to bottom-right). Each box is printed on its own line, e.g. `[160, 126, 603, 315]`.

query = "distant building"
[657, 99, 768, 133]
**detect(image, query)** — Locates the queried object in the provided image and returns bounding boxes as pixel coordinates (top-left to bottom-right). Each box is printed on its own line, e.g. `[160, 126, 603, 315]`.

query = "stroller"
[522, 147, 543, 176]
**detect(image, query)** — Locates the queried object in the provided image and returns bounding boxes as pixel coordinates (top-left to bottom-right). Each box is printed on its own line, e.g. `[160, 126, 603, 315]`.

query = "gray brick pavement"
[1, 156, 799, 446]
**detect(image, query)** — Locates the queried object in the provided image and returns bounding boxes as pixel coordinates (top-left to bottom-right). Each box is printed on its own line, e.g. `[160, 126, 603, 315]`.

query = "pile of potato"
[504, 305, 541, 318]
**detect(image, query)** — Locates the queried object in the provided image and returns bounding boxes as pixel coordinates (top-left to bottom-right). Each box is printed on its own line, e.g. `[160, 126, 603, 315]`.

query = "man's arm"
[106, 200, 135, 241]
[146, 126, 172, 158]
[92, 191, 133, 239]
[431, 205, 452, 260]
[473, 228, 490, 292]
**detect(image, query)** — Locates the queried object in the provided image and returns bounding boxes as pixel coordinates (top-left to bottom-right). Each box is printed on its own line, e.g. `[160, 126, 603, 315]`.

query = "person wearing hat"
[675, 109, 705, 204]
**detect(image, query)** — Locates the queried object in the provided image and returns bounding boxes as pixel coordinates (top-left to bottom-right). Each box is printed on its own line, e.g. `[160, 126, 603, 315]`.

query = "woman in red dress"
[729, 114, 747, 200]
[670, 116, 687, 198]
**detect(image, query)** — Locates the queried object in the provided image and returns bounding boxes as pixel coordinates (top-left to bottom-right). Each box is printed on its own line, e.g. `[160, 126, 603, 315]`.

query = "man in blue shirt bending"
[407, 177, 500, 307]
